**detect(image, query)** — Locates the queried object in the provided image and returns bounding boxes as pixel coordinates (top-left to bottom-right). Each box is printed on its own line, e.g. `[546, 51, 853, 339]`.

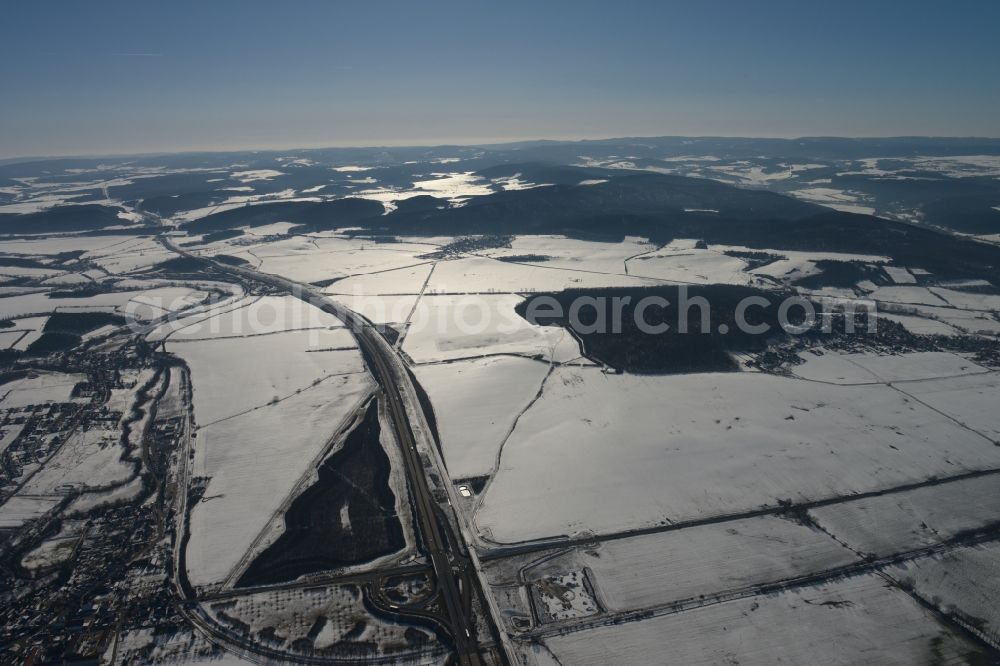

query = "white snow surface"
[413, 356, 551, 479]
[185, 373, 375, 587]
[809, 474, 1000, 557]
[167, 329, 364, 426]
[541, 574, 979, 665]
[887, 542, 1000, 640]
[532, 515, 857, 612]
[475, 368, 1000, 544]
[402, 294, 583, 364]
[792, 350, 988, 384]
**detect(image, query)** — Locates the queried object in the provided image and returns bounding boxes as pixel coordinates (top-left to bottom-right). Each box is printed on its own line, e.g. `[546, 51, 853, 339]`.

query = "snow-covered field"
[244, 246, 428, 285]
[901, 372, 1000, 442]
[514, 515, 857, 613]
[792, 350, 988, 384]
[327, 293, 420, 325]
[808, 474, 1000, 557]
[167, 328, 364, 425]
[165, 295, 345, 340]
[880, 312, 963, 336]
[626, 249, 752, 285]
[326, 262, 434, 296]
[870, 285, 952, 307]
[185, 373, 375, 587]
[20, 532, 80, 572]
[0, 371, 87, 408]
[162, 287, 382, 587]
[482, 236, 654, 275]
[903, 304, 1000, 336]
[0, 286, 208, 320]
[0, 496, 62, 529]
[884, 266, 917, 284]
[709, 244, 889, 283]
[887, 542, 1000, 643]
[540, 574, 982, 665]
[18, 427, 135, 496]
[401, 294, 584, 364]
[425, 256, 656, 293]
[413, 356, 551, 479]
[0, 235, 140, 257]
[66, 475, 145, 515]
[83, 236, 175, 274]
[0, 330, 22, 349]
[786, 186, 876, 215]
[474, 368, 1000, 544]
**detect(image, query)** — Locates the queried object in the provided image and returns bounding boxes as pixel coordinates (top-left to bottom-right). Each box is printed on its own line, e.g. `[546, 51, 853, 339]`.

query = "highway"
[159, 237, 493, 665]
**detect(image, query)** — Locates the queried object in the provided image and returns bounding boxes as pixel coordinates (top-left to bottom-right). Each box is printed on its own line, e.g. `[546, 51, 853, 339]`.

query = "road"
[159, 237, 493, 666]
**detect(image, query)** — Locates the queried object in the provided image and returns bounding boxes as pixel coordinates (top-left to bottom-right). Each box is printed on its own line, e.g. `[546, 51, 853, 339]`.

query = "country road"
[158, 236, 500, 666]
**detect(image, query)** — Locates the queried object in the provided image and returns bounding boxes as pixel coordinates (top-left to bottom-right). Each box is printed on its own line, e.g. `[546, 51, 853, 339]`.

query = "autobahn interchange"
[159, 236, 502, 666]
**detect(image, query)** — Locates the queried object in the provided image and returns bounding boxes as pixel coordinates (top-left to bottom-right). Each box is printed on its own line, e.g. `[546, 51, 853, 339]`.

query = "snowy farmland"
[491, 515, 858, 614]
[481, 235, 654, 275]
[0, 285, 209, 321]
[809, 474, 1000, 557]
[627, 249, 753, 285]
[164, 295, 346, 340]
[791, 349, 989, 384]
[167, 328, 365, 425]
[425, 256, 657, 293]
[539, 574, 985, 666]
[886, 542, 1000, 644]
[185, 372, 375, 587]
[401, 294, 584, 364]
[164, 292, 383, 587]
[474, 368, 1000, 544]
[0, 371, 87, 408]
[413, 356, 552, 479]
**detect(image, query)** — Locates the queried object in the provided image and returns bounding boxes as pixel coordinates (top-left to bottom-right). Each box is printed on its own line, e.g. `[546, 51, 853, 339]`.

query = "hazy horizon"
[7, 132, 1000, 164]
[4, 0, 1000, 159]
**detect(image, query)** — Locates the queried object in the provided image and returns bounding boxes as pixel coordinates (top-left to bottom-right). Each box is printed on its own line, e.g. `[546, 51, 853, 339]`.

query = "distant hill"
[376, 172, 823, 237]
[182, 197, 385, 233]
[0, 204, 128, 234]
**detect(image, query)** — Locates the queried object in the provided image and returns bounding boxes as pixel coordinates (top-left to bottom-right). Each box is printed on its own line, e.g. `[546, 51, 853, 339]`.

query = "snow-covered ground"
[887, 542, 1000, 643]
[327, 293, 420, 325]
[880, 312, 963, 336]
[514, 515, 857, 613]
[326, 262, 435, 296]
[0, 496, 63, 529]
[626, 248, 753, 285]
[786, 186, 876, 215]
[475, 368, 1000, 544]
[165, 295, 345, 340]
[18, 427, 135, 496]
[902, 372, 1000, 442]
[481, 236, 654, 275]
[870, 285, 952, 307]
[401, 294, 584, 364]
[709, 244, 890, 283]
[200, 583, 445, 661]
[413, 356, 552, 479]
[185, 373, 375, 587]
[0, 371, 87, 408]
[792, 350, 988, 384]
[426, 256, 657, 293]
[540, 574, 982, 665]
[167, 328, 364, 425]
[0, 235, 141, 256]
[809, 474, 1000, 557]
[903, 304, 1000, 336]
[0, 286, 208, 320]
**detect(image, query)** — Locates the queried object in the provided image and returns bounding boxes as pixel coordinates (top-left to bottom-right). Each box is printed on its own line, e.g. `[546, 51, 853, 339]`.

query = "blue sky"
[2, 0, 999, 157]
